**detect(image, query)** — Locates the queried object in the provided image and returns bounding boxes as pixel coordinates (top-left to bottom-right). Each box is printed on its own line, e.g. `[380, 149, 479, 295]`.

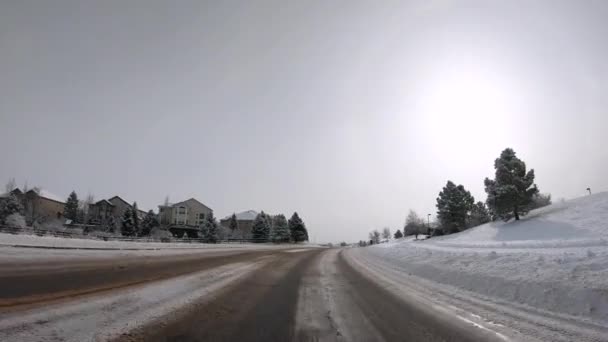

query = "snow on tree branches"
[484, 148, 539, 221]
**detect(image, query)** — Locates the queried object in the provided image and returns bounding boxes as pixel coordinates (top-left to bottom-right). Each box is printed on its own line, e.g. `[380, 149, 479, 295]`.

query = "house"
[0, 188, 65, 225]
[88, 195, 147, 225]
[220, 210, 259, 237]
[158, 198, 212, 238]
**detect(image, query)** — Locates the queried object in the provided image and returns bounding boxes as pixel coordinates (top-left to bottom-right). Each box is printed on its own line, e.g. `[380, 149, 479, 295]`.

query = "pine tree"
[271, 214, 290, 243]
[0, 194, 23, 224]
[468, 201, 491, 228]
[228, 213, 238, 233]
[251, 211, 271, 242]
[132, 202, 140, 234]
[436, 181, 475, 234]
[140, 210, 159, 236]
[394, 229, 404, 239]
[288, 212, 308, 242]
[64, 191, 79, 221]
[484, 148, 539, 221]
[121, 208, 135, 236]
[202, 211, 219, 243]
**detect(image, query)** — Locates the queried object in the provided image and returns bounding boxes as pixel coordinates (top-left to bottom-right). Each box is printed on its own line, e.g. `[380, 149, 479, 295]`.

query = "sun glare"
[417, 63, 513, 149]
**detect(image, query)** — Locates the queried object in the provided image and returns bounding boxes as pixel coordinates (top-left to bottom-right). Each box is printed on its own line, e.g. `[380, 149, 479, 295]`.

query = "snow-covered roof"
[0, 188, 23, 198]
[224, 210, 259, 221]
[31, 188, 65, 203]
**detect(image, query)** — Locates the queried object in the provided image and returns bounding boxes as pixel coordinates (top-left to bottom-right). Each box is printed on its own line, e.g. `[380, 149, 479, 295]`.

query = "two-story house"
[158, 198, 212, 238]
[88, 195, 147, 225]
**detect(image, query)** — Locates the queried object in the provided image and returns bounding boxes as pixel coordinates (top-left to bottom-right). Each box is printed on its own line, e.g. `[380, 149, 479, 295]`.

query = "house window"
[178, 206, 186, 215]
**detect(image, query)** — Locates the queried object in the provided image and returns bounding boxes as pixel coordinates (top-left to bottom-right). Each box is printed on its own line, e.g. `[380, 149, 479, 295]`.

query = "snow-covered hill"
[348, 192, 608, 339]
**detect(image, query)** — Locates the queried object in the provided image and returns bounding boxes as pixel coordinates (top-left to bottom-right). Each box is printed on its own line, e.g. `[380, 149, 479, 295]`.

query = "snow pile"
[0, 232, 281, 250]
[354, 192, 608, 324]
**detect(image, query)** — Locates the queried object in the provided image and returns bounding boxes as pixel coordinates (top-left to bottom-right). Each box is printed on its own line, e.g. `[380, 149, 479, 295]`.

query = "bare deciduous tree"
[404, 210, 424, 238]
[368, 230, 381, 244]
[382, 227, 391, 241]
[4, 178, 16, 193]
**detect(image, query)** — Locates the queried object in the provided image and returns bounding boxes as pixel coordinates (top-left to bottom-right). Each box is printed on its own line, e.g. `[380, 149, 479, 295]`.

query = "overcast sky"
[1, 0, 607, 242]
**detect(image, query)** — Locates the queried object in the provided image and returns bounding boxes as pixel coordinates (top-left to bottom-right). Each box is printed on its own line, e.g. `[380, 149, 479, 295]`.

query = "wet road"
[0, 247, 505, 342]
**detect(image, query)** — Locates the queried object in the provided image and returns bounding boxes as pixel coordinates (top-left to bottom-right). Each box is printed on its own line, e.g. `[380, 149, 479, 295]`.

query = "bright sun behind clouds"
[416, 60, 520, 154]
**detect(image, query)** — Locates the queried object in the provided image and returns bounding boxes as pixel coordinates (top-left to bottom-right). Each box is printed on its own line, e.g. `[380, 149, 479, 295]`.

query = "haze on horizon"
[1, 0, 607, 242]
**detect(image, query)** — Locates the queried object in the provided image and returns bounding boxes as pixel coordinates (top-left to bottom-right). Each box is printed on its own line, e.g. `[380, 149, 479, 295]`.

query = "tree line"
[1, 186, 308, 244]
[362, 148, 552, 244]
[190, 210, 308, 244]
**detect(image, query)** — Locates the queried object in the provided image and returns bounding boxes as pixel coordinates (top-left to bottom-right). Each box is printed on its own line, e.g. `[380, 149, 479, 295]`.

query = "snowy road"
[1, 245, 605, 341]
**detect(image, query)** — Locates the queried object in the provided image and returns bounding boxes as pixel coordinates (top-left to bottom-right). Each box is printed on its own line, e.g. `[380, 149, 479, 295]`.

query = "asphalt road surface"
[0, 247, 507, 342]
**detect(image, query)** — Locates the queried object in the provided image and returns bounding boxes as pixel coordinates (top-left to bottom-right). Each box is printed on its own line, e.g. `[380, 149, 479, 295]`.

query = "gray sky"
[1, 0, 607, 242]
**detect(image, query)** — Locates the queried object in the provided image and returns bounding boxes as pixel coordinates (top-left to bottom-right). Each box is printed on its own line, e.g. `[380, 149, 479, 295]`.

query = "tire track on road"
[0, 249, 274, 309]
[126, 249, 324, 342]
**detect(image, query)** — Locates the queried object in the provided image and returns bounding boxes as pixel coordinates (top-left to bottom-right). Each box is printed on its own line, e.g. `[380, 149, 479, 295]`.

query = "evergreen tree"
[121, 208, 136, 236]
[140, 210, 159, 236]
[288, 212, 308, 242]
[0, 194, 23, 224]
[202, 211, 219, 243]
[64, 191, 79, 221]
[468, 201, 491, 228]
[132, 202, 140, 234]
[251, 211, 271, 242]
[530, 193, 552, 210]
[394, 229, 404, 239]
[436, 181, 475, 234]
[271, 214, 290, 243]
[228, 213, 238, 233]
[484, 148, 539, 221]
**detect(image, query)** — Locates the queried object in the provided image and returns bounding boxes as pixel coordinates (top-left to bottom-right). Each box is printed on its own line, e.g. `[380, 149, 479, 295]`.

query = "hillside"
[347, 193, 608, 339]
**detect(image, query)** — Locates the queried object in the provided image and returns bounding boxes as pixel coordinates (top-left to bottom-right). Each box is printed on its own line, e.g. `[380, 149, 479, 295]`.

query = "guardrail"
[0, 225, 278, 244]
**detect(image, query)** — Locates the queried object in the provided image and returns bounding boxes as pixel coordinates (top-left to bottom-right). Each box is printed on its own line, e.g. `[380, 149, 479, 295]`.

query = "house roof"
[0, 188, 23, 198]
[108, 195, 130, 206]
[27, 188, 65, 204]
[223, 210, 259, 221]
[169, 198, 212, 212]
[93, 199, 115, 206]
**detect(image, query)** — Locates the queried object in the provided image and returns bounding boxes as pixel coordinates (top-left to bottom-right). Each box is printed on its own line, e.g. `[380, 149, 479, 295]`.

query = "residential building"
[220, 210, 259, 237]
[0, 188, 65, 225]
[88, 195, 147, 225]
[158, 198, 212, 237]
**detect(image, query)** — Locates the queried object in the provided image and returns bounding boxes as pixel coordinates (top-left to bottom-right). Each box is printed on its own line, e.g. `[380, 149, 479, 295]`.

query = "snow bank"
[355, 193, 608, 325]
[0, 231, 277, 250]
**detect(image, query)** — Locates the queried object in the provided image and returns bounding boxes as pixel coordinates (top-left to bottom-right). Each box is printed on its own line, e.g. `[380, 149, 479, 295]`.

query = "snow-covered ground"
[346, 192, 608, 340]
[0, 231, 315, 251]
